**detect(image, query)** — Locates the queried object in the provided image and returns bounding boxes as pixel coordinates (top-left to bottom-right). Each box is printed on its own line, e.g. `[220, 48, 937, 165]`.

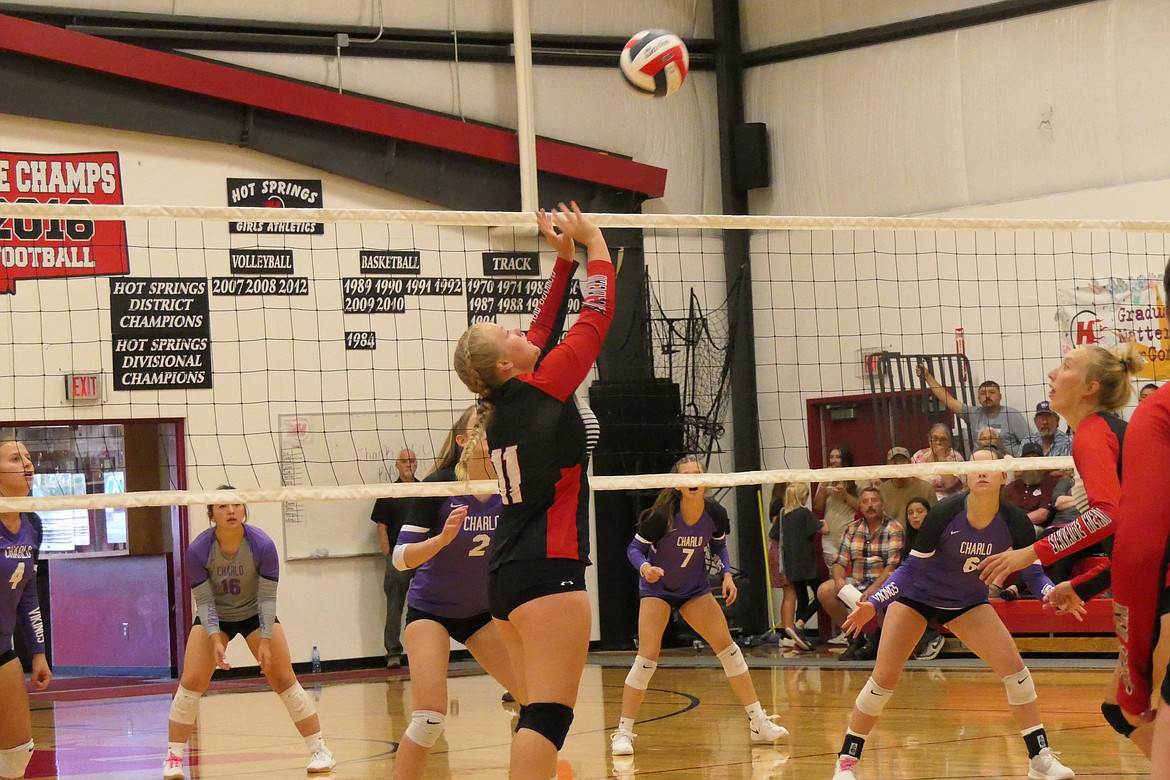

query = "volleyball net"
[0, 202, 1164, 549]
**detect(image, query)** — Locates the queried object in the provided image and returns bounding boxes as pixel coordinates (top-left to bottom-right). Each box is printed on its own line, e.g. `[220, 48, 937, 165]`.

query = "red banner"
[0, 151, 130, 294]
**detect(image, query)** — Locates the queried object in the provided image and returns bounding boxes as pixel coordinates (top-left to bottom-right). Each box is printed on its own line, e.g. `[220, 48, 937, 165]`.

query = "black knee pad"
[1101, 702, 1136, 738]
[516, 701, 574, 749]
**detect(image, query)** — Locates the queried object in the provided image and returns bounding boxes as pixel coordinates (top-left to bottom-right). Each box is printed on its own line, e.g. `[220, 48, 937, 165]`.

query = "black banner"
[230, 249, 294, 274]
[360, 250, 421, 274]
[227, 178, 323, 235]
[482, 251, 539, 276]
[110, 278, 212, 390]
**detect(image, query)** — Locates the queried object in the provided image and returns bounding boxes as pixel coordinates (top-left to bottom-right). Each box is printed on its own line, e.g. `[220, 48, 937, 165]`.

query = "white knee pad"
[1003, 667, 1037, 706]
[404, 710, 445, 748]
[717, 643, 750, 678]
[279, 682, 318, 723]
[168, 685, 202, 725]
[854, 677, 895, 717]
[624, 655, 658, 690]
[0, 740, 33, 778]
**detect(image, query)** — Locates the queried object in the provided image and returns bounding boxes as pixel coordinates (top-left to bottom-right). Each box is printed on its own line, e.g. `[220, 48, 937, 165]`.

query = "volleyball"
[619, 29, 689, 98]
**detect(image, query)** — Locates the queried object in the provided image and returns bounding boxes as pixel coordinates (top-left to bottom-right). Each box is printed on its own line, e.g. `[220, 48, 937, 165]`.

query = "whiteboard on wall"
[278, 408, 460, 560]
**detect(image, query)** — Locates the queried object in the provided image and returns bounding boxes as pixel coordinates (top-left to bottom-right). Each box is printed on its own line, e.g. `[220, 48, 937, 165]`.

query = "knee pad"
[854, 677, 894, 717]
[168, 685, 202, 725]
[0, 740, 33, 778]
[516, 702, 574, 750]
[1003, 668, 1037, 706]
[624, 655, 658, 690]
[279, 682, 318, 723]
[717, 643, 749, 678]
[404, 710, 445, 748]
[1101, 702, 1137, 738]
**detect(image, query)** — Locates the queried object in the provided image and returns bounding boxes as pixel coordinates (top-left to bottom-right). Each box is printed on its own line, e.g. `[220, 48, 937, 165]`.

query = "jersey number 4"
[491, 445, 523, 505]
[8, 562, 23, 590]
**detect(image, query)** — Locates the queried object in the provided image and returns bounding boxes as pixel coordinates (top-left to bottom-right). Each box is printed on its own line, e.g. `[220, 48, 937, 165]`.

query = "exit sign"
[65, 373, 102, 402]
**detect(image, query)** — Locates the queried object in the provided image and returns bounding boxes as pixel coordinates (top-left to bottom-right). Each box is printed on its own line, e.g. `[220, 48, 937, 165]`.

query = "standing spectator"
[812, 445, 860, 570]
[1003, 442, 1061, 534]
[911, 424, 965, 500]
[372, 447, 419, 669]
[1025, 401, 1072, 458]
[918, 365, 1032, 454]
[0, 437, 50, 780]
[773, 483, 826, 652]
[611, 457, 788, 756]
[876, 447, 935, 525]
[816, 487, 903, 661]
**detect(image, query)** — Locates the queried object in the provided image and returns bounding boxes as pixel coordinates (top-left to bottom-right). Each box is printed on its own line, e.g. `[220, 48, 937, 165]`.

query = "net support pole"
[511, 0, 539, 214]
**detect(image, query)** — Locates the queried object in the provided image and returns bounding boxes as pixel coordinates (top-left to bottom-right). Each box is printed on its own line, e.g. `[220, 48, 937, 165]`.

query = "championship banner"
[0, 151, 129, 294]
[1057, 274, 1169, 379]
[227, 178, 324, 235]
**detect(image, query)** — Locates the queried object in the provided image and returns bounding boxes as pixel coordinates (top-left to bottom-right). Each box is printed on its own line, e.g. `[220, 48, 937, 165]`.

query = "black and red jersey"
[1112, 386, 1170, 715]
[1034, 412, 1124, 567]
[485, 256, 614, 570]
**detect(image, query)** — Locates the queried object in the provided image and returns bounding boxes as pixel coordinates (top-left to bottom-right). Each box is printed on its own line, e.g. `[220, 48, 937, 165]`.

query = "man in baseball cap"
[877, 445, 935, 526]
[1023, 400, 1072, 458]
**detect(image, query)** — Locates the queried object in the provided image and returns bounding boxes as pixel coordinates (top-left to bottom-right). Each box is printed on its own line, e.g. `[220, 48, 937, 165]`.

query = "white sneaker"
[163, 751, 184, 779]
[749, 714, 789, 743]
[832, 755, 859, 780]
[610, 728, 636, 756]
[827, 632, 850, 646]
[1028, 747, 1074, 780]
[778, 636, 795, 649]
[307, 745, 336, 774]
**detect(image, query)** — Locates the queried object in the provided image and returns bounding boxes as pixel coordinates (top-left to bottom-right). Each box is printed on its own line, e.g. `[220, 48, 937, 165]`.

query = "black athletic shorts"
[897, 596, 984, 625]
[489, 558, 587, 620]
[0, 649, 16, 667]
[193, 614, 279, 640]
[405, 606, 493, 645]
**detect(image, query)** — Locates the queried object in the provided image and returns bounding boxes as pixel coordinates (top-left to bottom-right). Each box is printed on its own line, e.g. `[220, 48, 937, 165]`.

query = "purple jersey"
[397, 468, 501, 618]
[186, 524, 280, 621]
[0, 514, 43, 655]
[868, 494, 1052, 611]
[629, 498, 732, 601]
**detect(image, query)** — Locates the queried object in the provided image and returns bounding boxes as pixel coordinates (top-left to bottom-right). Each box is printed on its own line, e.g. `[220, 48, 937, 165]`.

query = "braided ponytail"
[456, 400, 494, 482]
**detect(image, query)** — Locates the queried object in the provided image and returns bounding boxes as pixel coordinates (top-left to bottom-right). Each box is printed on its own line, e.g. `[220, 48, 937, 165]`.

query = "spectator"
[815, 487, 903, 661]
[772, 483, 826, 652]
[1024, 401, 1072, 458]
[911, 423, 965, 500]
[1040, 474, 1103, 587]
[371, 447, 419, 668]
[977, 426, 1005, 455]
[1003, 442, 1062, 536]
[876, 446, 935, 525]
[811, 445, 860, 570]
[918, 365, 1032, 454]
[1139, 382, 1159, 403]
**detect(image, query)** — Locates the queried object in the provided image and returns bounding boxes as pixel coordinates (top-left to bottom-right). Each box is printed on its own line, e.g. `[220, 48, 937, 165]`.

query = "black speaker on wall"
[732, 122, 771, 191]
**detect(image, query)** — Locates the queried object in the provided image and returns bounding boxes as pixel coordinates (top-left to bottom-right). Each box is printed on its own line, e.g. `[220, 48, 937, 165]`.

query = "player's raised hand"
[550, 202, 605, 246]
[438, 504, 468, 546]
[537, 208, 575, 259]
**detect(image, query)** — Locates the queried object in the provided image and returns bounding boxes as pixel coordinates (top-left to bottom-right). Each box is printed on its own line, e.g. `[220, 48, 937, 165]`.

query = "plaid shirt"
[834, 515, 903, 588]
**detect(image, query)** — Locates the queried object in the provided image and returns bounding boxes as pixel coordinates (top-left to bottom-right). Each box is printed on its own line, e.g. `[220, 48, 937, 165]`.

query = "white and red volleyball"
[619, 29, 689, 98]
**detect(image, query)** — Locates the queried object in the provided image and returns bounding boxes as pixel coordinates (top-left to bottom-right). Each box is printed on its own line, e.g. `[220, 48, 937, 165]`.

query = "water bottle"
[311, 645, 321, 674]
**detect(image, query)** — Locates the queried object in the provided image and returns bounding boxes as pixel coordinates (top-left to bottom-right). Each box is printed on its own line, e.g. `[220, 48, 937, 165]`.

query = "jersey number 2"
[491, 445, 524, 505]
[468, 534, 491, 557]
[8, 562, 23, 590]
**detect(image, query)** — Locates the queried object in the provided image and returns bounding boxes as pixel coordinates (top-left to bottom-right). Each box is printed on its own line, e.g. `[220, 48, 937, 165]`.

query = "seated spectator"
[1040, 473, 1103, 587]
[1140, 382, 1160, 403]
[977, 426, 1006, 455]
[1024, 401, 1072, 458]
[911, 423, 965, 500]
[1002, 442, 1061, 536]
[815, 487, 903, 661]
[876, 446, 935, 525]
[918, 365, 1032, 454]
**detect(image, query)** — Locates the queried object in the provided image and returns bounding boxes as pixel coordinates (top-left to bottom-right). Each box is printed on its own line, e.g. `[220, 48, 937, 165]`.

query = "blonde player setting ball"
[163, 490, 334, 778]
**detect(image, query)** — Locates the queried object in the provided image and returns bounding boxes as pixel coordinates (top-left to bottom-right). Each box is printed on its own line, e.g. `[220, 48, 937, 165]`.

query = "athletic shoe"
[827, 632, 850, 646]
[749, 714, 789, 743]
[778, 635, 795, 649]
[832, 755, 859, 780]
[610, 728, 636, 756]
[307, 745, 336, 774]
[163, 751, 185, 780]
[784, 626, 812, 651]
[914, 631, 946, 661]
[1027, 748, 1074, 780]
[501, 690, 515, 703]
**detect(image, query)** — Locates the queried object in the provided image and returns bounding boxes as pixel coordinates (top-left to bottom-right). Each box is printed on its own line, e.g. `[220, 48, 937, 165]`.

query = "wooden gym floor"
[23, 647, 1150, 779]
